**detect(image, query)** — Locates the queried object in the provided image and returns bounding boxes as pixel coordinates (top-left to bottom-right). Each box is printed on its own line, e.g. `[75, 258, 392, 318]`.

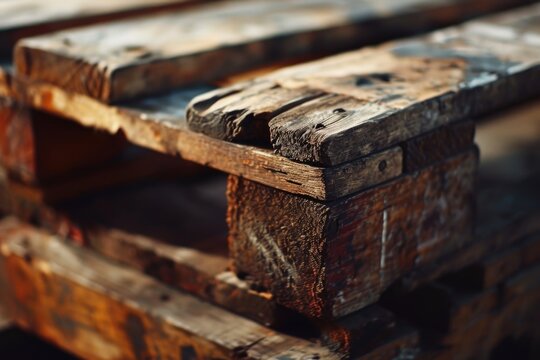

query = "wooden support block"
[0, 99, 126, 185]
[15, 0, 534, 103]
[188, 4, 540, 165]
[227, 150, 477, 318]
[0, 219, 339, 360]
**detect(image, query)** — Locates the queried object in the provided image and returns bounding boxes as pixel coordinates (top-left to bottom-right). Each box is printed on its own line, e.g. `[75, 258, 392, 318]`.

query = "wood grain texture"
[0, 0, 208, 57]
[14, 0, 537, 103]
[0, 218, 340, 360]
[227, 150, 477, 319]
[188, 4, 540, 165]
[11, 79, 402, 200]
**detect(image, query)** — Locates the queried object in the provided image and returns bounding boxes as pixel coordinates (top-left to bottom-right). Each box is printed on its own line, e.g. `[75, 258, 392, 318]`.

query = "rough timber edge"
[9, 78, 403, 201]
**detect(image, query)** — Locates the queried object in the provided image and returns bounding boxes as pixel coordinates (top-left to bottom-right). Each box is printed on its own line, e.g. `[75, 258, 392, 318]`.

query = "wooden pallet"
[1, 95, 539, 358]
[0, 0, 539, 358]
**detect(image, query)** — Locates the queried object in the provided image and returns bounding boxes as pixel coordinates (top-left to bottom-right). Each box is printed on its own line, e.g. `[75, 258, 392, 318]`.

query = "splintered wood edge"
[11, 79, 403, 200]
[185, 3, 540, 166]
[0, 218, 340, 360]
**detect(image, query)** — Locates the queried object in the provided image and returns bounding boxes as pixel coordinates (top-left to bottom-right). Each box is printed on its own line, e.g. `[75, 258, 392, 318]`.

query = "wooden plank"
[187, 4, 540, 165]
[0, 218, 340, 360]
[227, 150, 477, 318]
[14, 0, 535, 103]
[11, 79, 403, 200]
[0, 0, 209, 57]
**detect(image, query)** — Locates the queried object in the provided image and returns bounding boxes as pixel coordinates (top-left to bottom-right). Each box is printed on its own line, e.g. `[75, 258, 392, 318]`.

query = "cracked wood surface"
[0, 218, 340, 360]
[0, 0, 208, 57]
[14, 0, 536, 103]
[10, 79, 403, 200]
[187, 4, 540, 166]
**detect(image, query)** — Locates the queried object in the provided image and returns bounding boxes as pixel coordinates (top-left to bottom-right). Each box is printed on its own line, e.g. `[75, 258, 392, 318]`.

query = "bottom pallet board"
[1, 219, 538, 360]
[0, 218, 339, 360]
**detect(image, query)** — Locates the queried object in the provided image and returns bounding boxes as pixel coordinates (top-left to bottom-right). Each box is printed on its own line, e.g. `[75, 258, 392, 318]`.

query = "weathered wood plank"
[228, 150, 477, 318]
[0, 218, 340, 360]
[188, 4, 540, 165]
[15, 0, 535, 103]
[0, 0, 208, 57]
[10, 79, 403, 200]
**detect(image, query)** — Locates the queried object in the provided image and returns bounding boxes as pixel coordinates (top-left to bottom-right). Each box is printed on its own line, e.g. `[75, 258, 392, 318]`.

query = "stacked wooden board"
[0, 0, 539, 359]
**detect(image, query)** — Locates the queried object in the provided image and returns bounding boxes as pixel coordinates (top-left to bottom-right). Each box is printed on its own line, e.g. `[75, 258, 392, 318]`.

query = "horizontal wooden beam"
[0, 218, 340, 360]
[14, 0, 534, 103]
[0, 0, 210, 57]
[10, 78, 403, 200]
[187, 4, 540, 165]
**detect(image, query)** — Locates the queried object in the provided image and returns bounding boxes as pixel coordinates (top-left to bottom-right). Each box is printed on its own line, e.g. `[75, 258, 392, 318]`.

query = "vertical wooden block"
[227, 150, 477, 318]
[0, 100, 125, 185]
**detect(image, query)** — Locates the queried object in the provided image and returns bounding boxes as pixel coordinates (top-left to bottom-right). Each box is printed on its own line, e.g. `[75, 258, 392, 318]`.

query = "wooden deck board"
[7, 4, 539, 200]
[187, 3, 540, 166]
[0, 217, 340, 360]
[14, 0, 535, 103]
[10, 79, 403, 200]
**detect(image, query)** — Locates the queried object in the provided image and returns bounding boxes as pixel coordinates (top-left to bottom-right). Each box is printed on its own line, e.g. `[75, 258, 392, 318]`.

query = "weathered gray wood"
[0, 217, 340, 360]
[14, 0, 536, 103]
[0, 0, 207, 57]
[188, 4, 540, 165]
[11, 79, 403, 200]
